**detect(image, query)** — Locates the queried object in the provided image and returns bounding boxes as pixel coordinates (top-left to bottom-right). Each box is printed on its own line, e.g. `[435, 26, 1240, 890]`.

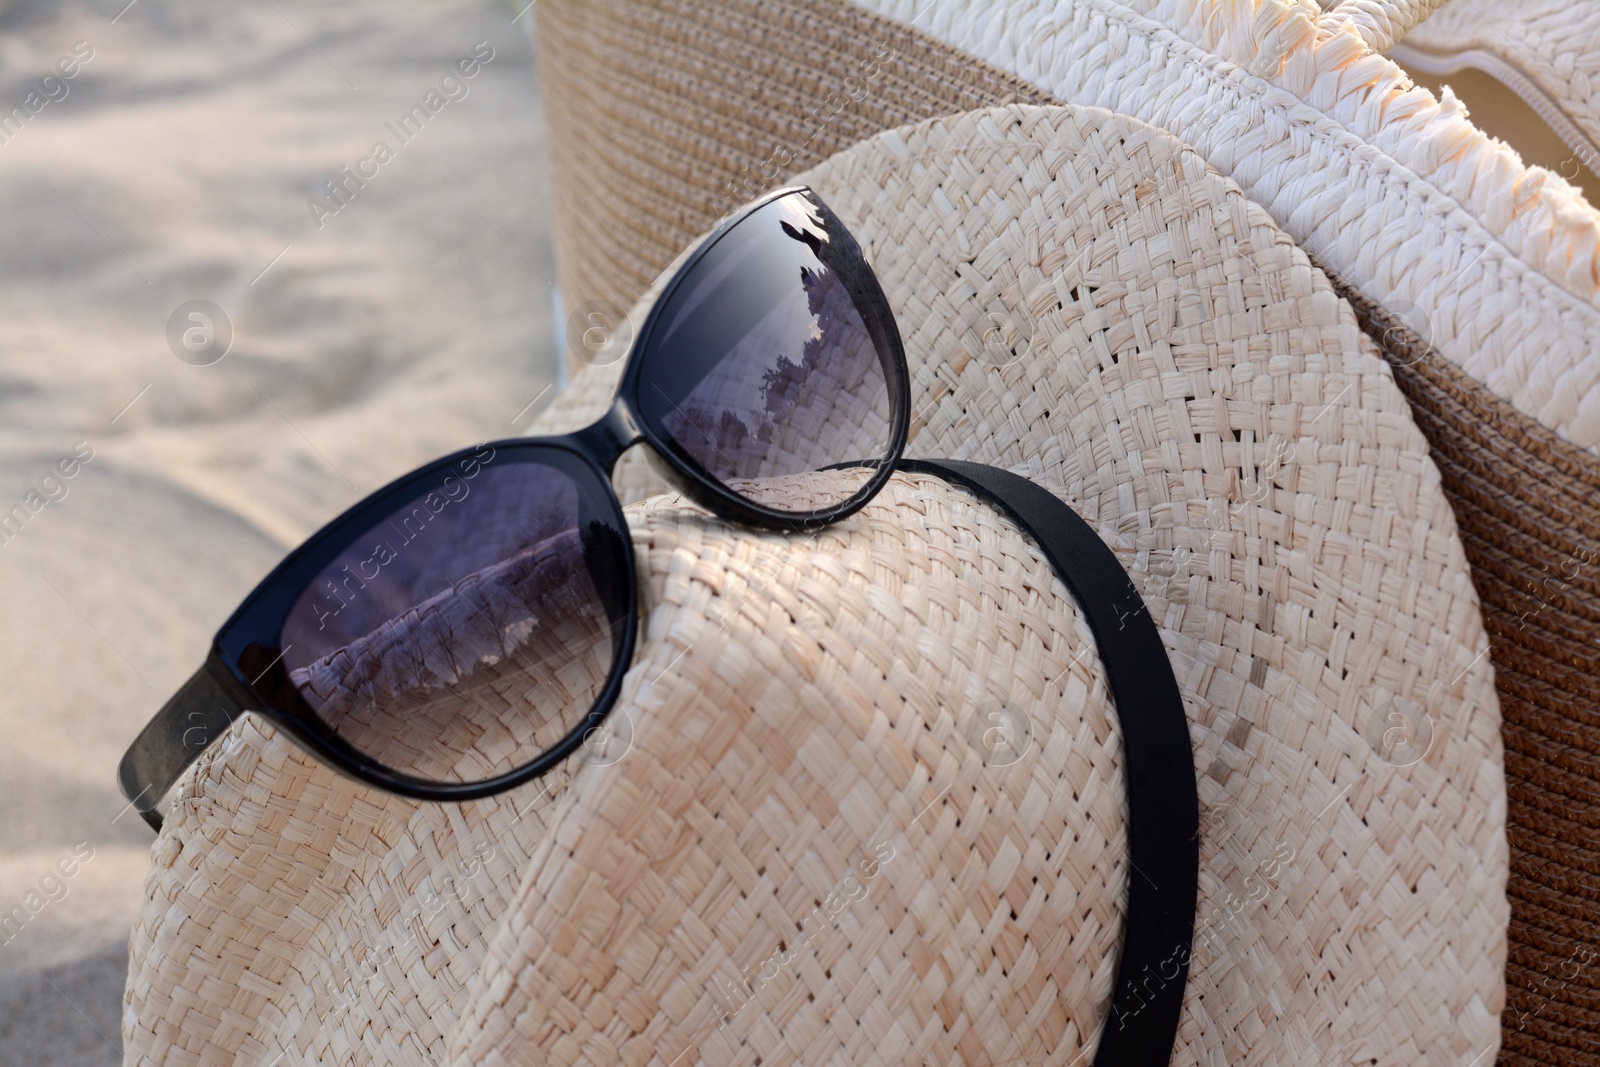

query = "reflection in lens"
[278, 454, 627, 784]
[637, 190, 896, 513]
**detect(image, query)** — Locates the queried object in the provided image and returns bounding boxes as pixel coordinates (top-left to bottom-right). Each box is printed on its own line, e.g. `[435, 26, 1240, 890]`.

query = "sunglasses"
[118, 187, 909, 831]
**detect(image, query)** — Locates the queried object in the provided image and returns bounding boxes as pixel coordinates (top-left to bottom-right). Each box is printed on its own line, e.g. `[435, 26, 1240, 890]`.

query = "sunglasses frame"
[119, 185, 910, 830]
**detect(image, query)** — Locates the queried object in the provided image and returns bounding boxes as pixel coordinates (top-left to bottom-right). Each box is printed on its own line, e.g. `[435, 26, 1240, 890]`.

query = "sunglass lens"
[276, 451, 630, 784]
[635, 189, 902, 515]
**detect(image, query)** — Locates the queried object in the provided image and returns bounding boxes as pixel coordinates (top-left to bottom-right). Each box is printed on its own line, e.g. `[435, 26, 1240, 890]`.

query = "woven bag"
[123, 103, 1507, 1066]
[529, 4, 1599, 1061]
[1391, 0, 1600, 206]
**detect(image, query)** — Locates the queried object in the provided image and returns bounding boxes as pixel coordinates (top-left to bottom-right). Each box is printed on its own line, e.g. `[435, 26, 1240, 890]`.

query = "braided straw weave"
[124, 104, 1507, 1066]
[530, 0, 1054, 378]
[1396, 0, 1600, 178]
[538, 0, 1600, 451]
[1320, 0, 1450, 53]
[1329, 285, 1600, 1065]
[1002, 0, 1600, 450]
[888, 7, 1600, 1061]
[533, 4, 1600, 1061]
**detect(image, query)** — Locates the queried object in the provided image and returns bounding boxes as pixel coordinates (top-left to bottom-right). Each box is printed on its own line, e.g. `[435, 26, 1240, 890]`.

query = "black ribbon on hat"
[896, 459, 1199, 1067]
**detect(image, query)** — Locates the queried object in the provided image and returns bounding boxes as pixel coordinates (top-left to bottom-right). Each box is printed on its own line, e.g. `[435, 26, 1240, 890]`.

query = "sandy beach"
[0, 2, 555, 1062]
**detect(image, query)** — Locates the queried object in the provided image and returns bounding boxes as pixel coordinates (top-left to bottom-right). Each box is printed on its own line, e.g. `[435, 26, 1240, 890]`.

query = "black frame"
[119, 185, 910, 831]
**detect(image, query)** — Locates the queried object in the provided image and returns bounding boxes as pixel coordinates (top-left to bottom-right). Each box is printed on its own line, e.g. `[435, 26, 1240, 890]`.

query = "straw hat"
[123, 104, 1506, 1066]
[531, 4, 1599, 1061]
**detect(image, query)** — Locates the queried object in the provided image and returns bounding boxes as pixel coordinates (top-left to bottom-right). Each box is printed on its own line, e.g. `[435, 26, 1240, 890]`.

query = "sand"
[0, 2, 556, 1062]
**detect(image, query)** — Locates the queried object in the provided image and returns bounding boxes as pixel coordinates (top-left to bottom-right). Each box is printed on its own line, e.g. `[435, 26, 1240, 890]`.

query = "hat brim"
[124, 105, 1507, 1067]
[532, 3, 1600, 1061]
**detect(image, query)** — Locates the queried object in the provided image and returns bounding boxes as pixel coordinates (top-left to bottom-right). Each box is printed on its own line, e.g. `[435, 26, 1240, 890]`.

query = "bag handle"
[1322, 0, 1450, 55]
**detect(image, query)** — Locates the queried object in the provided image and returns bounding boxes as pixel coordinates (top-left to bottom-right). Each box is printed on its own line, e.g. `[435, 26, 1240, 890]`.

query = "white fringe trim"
[1142, 0, 1600, 301]
[852, 0, 1600, 451]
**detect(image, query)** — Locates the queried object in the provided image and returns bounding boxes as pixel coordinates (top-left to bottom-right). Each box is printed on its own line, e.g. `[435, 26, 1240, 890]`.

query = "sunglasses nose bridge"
[576, 399, 647, 475]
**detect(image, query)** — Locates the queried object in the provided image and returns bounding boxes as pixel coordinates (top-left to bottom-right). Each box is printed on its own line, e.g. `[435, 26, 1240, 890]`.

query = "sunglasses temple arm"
[117, 657, 246, 833]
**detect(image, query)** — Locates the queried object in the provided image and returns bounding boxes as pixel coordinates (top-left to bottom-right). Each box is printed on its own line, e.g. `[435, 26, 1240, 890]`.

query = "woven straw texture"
[1401, 0, 1600, 163]
[1321, 0, 1449, 53]
[1110, 0, 1600, 327]
[529, 0, 1053, 378]
[531, 4, 1599, 1062]
[123, 103, 1507, 1067]
[1329, 283, 1600, 1066]
[535, 0, 1600, 451]
[122, 471, 1130, 1067]
[858, 8, 1600, 1063]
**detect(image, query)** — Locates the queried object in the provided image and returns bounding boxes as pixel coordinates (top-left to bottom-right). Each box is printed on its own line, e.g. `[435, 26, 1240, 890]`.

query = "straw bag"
[1389, 1, 1600, 201]
[530, 4, 1599, 1061]
[124, 102, 1507, 1066]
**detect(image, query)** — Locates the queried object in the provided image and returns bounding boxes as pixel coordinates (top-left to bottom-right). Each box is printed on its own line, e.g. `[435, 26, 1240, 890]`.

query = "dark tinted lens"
[278, 452, 628, 784]
[636, 190, 898, 514]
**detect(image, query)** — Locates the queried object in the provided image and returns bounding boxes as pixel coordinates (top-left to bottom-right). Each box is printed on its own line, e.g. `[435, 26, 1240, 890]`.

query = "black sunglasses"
[119, 186, 909, 831]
